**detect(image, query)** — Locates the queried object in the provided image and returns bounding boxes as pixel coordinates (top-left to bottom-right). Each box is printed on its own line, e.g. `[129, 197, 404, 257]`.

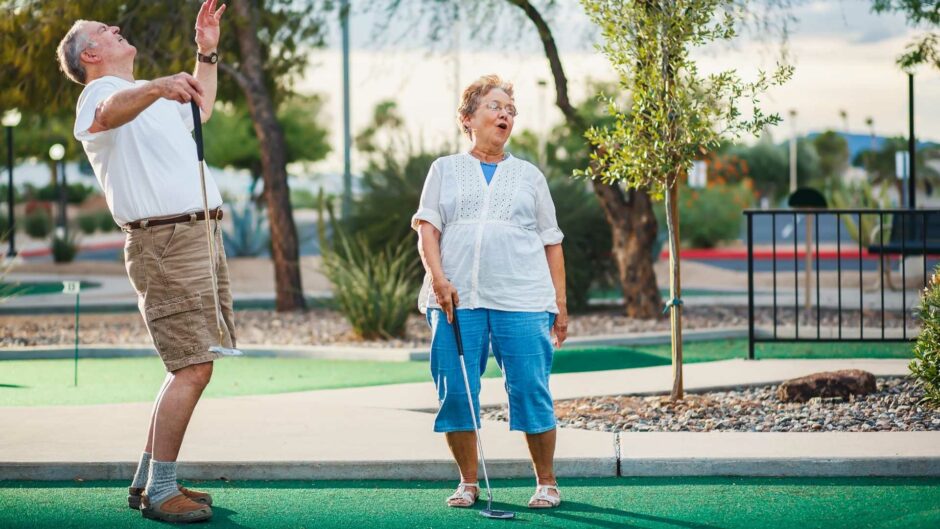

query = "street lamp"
[788, 109, 797, 193]
[2, 109, 21, 257]
[49, 143, 67, 239]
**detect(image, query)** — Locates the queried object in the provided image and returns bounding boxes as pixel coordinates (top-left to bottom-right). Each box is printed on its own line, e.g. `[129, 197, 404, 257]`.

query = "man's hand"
[195, 0, 226, 53]
[151, 73, 205, 110]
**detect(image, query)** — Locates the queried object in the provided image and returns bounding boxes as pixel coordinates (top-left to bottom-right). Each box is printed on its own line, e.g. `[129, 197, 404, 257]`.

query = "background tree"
[872, 0, 940, 69]
[204, 95, 331, 194]
[853, 137, 940, 199]
[812, 130, 850, 194]
[580, 0, 791, 399]
[0, 0, 333, 311]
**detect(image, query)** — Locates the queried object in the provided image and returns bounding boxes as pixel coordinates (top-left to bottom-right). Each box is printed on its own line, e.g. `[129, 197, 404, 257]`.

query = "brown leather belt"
[123, 208, 223, 230]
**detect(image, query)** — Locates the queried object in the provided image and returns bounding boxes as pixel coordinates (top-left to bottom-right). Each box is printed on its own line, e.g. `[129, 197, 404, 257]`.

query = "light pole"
[340, 0, 351, 220]
[49, 143, 67, 239]
[2, 109, 21, 257]
[908, 71, 916, 209]
[788, 109, 797, 193]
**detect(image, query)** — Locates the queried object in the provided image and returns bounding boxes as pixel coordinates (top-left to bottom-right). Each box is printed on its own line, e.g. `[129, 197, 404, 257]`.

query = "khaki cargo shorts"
[123, 219, 237, 372]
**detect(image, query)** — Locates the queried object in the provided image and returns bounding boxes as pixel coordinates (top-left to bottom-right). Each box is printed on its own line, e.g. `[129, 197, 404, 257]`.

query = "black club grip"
[190, 100, 204, 162]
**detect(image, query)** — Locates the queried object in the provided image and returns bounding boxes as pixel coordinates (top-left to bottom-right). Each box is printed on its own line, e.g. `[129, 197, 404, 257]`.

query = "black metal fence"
[745, 208, 940, 359]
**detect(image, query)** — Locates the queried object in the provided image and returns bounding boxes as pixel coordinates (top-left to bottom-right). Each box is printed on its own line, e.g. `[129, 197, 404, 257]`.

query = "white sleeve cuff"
[539, 228, 564, 246]
[411, 209, 443, 233]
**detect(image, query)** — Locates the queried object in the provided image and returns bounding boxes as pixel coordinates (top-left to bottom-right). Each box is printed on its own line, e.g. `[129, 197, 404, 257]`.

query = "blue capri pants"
[427, 308, 557, 434]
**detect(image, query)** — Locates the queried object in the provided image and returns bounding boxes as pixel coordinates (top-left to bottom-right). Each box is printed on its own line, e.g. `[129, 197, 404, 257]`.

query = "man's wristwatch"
[197, 51, 219, 64]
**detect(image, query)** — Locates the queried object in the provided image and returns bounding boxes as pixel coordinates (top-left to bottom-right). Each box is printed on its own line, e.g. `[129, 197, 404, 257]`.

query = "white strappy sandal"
[528, 483, 561, 509]
[446, 482, 480, 508]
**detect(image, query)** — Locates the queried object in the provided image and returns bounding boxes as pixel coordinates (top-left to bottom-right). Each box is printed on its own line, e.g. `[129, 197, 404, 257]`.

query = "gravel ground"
[0, 305, 918, 347]
[482, 377, 940, 433]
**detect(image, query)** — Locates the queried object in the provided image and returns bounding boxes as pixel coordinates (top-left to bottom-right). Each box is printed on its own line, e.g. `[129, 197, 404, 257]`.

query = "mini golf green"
[0, 477, 938, 528]
[0, 280, 100, 297]
[0, 339, 913, 406]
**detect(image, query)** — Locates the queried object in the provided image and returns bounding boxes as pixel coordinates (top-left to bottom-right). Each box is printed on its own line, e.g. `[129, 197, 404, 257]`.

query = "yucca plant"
[51, 231, 79, 263]
[829, 179, 893, 247]
[223, 201, 270, 257]
[0, 255, 17, 303]
[911, 266, 940, 408]
[318, 191, 417, 340]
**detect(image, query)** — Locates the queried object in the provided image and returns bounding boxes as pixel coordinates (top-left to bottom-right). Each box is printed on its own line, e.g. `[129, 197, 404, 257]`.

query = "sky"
[289, 0, 940, 175]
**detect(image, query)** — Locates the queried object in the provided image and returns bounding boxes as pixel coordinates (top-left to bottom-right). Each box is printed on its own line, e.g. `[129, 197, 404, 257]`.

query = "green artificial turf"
[1, 477, 938, 528]
[0, 339, 913, 406]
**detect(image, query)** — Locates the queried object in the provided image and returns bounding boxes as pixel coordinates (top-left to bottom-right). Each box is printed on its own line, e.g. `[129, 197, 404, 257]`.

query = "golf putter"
[191, 101, 242, 357]
[450, 300, 515, 520]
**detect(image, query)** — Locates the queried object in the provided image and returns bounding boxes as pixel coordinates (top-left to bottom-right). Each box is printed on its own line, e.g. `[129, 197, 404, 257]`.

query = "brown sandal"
[140, 492, 213, 523]
[128, 484, 212, 510]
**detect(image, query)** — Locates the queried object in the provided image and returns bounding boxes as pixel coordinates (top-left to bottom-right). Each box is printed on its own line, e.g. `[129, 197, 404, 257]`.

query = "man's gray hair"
[57, 20, 95, 85]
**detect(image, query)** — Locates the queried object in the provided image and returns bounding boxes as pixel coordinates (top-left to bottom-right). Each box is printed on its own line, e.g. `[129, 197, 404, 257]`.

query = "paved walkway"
[3, 357, 938, 480]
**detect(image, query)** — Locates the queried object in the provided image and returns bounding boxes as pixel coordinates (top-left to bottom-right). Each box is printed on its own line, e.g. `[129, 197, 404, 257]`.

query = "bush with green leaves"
[77, 211, 100, 234]
[31, 182, 96, 204]
[319, 193, 418, 340]
[24, 208, 53, 239]
[911, 267, 940, 408]
[290, 188, 318, 210]
[0, 209, 8, 241]
[654, 182, 754, 249]
[51, 231, 78, 263]
[223, 201, 271, 258]
[97, 210, 118, 232]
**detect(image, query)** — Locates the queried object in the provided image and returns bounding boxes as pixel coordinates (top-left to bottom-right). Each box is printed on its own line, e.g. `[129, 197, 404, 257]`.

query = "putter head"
[480, 509, 515, 520]
[209, 345, 244, 356]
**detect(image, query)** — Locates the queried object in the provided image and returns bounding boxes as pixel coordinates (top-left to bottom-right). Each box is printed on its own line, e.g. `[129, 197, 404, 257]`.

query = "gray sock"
[130, 451, 151, 489]
[145, 460, 179, 504]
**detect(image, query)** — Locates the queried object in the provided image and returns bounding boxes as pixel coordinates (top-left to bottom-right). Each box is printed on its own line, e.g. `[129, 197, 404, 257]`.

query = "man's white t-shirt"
[73, 75, 223, 226]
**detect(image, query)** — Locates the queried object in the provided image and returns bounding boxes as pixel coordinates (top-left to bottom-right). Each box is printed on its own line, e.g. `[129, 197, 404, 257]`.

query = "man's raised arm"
[192, 0, 226, 122]
[88, 74, 205, 133]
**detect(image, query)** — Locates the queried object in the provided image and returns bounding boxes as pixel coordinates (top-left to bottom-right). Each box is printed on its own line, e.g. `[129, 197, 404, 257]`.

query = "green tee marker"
[62, 281, 81, 386]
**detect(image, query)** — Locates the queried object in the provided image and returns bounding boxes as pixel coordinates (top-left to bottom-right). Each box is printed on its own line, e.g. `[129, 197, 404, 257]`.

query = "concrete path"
[3, 357, 939, 480]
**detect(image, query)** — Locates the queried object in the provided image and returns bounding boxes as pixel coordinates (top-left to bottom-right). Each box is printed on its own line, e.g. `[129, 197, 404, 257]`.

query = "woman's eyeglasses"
[484, 100, 518, 117]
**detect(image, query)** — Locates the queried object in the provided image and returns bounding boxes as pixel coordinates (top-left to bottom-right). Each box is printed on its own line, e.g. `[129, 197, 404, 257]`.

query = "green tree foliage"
[872, 0, 940, 69]
[0, 0, 329, 112]
[725, 139, 820, 201]
[579, 0, 791, 399]
[812, 130, 849, 178]
[853, 137, 940, 194]
[204, 96, 330, 180]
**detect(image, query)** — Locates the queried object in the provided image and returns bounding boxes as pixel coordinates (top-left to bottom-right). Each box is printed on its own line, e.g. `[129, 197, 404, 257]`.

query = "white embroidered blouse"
[411, 152, 564, 314]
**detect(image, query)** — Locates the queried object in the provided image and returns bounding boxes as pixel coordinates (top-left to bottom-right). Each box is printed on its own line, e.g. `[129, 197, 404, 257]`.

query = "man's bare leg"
[129, 373, 173, 493]
[145, 362, 213, 505]
[152, 362, 213, 461]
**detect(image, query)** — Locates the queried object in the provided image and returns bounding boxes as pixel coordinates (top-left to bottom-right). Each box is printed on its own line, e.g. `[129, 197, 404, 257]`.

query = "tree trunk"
[509, 0, 662, 318]
[594, 183, 662, 316]
[230, 0, 305, 311]
[665, 178, 683, 400]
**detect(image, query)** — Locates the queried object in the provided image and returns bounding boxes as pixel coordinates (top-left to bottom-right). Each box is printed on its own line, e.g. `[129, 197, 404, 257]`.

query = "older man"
[56, 1, 233, 523]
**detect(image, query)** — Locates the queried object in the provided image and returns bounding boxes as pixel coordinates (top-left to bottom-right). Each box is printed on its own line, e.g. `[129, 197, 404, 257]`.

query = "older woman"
[411, 74, 567, 510]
